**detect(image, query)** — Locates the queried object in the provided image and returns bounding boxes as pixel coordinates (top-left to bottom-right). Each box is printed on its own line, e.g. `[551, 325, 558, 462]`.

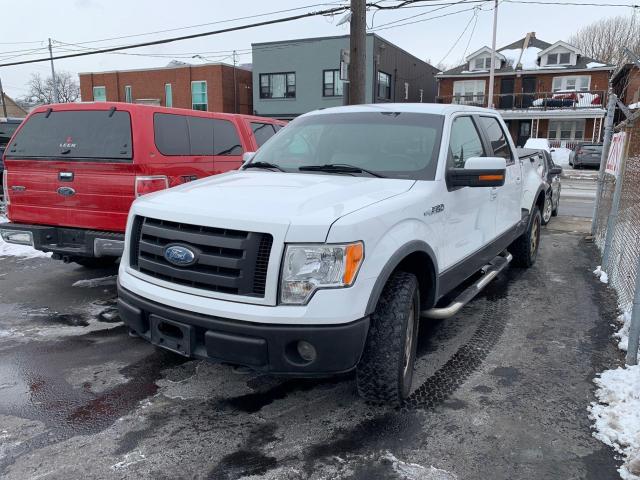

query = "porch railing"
[436, 90, 607, 111]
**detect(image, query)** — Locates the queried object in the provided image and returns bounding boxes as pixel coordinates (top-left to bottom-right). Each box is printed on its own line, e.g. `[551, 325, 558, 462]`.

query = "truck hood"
[132, 171, 415, 241]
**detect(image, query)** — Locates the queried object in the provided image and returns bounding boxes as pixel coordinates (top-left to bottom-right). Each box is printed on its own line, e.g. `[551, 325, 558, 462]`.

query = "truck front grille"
[129, 216, 273, 297]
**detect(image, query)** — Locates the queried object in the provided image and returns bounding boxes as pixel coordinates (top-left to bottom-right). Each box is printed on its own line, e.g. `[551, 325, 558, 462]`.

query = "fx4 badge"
[424, 204, 445, 216]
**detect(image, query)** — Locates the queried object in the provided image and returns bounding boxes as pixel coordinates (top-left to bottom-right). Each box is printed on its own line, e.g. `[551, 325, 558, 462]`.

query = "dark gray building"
[252, 34, 439, 119]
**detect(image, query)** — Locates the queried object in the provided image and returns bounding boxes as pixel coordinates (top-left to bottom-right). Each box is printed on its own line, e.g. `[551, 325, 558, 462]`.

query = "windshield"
[6, 110, 132, 162]
[248, 112, 444, 180]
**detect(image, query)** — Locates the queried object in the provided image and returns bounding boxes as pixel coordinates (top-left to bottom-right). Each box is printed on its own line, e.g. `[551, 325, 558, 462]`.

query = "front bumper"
[0, 222, 124, 258]
[117, 284, 370, 375]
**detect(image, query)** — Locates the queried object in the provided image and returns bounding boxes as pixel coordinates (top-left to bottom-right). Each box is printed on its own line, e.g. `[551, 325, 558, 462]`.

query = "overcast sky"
[1, 0, 634, 99]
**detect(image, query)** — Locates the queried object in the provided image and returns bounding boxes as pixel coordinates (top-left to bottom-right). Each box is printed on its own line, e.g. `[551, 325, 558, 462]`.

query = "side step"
[421, 252, 513, 320]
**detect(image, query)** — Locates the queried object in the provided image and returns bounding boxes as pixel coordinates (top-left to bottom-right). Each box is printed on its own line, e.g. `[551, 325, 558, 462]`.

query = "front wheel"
[510, 207, 541, 268]
[356, 271, 420, 404]
[541, 195, 553, 225]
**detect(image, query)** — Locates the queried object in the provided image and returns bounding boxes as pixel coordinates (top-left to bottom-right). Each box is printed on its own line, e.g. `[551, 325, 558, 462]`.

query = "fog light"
[1, 230, 33, 246]
[297, 340, 317, 362]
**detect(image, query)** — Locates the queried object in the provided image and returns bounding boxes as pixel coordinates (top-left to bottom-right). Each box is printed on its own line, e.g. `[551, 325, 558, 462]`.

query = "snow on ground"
[72, 275, 118, 288]
[593, 265, 609, 284]
[552, 147, 572, 167]
[0, 215, 52, 259]
[630, 102, 640, 110]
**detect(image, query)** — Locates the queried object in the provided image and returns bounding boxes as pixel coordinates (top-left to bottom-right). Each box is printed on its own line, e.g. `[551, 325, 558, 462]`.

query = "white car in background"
[524, 138, 572, 167]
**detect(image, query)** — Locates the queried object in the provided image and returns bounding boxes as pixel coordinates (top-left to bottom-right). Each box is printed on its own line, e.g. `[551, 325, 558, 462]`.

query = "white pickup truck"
[117, 104, 546, 404]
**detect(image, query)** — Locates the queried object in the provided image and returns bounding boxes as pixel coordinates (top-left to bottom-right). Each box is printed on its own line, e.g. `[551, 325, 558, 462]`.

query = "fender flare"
[364, 240, 438, 315]
[531, 184, 547, 213]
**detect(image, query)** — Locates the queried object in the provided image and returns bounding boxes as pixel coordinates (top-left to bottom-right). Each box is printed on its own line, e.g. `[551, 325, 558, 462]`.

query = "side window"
[251, 122, 277, 148]
[188, 116, 215, 155]
[448, 116, 485, 168]
[479, 116, 514, 164]
[154, 113, 190, 155]
[213, 119, 243, 156]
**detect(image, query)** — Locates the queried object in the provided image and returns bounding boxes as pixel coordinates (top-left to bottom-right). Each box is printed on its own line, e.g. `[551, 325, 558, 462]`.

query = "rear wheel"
[551, 196, 559, 217]
[356, 271, 420, 404]
[74, 257, 117, 269]
[541, 195, 553, 225]
[510, 207, 541, 268]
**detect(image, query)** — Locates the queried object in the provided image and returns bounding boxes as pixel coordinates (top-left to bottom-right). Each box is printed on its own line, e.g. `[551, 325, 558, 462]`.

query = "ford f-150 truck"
[116, 104, 547, 404]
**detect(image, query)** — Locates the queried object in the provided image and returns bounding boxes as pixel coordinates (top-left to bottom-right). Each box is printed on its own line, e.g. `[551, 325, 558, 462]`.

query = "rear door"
[212, 118, 245, 174]
[4, 108, 136, 232]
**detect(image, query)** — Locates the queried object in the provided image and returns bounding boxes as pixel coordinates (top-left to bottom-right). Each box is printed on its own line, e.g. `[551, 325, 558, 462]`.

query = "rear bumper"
[117, 284, 370, 376]
[0, 222, 124, 258]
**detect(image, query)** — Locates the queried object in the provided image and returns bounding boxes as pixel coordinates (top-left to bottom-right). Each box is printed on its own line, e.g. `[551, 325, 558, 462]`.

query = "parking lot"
[0, 168, 623, 480]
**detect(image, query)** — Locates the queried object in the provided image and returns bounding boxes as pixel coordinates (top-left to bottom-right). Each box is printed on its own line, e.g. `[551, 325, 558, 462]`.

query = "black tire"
[356, 271, 420, 404]
[510, 207, 541, 268]
[551, 196, 559, 217]
[541, 194, 552, 225]
[74, 257, 117, 269]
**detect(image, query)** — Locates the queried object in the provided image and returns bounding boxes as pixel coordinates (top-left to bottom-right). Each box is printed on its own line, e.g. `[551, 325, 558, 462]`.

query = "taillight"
[135, 176, 169, 198]
[2, 169, 8, 205]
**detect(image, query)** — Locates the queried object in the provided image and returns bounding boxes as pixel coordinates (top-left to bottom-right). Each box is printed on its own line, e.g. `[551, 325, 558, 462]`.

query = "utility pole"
[591, 91, 617, 236]
[0, 77, 8, 118]
[48, 38, 59, 104]
[348, 0, 366, 105]
[232, 50, 238, 114]
[487, 0, 498, 109]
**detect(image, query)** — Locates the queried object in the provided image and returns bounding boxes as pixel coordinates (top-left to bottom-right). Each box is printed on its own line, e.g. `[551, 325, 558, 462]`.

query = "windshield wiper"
[299, 163, 385, 178]
[243, 161, 285, 172]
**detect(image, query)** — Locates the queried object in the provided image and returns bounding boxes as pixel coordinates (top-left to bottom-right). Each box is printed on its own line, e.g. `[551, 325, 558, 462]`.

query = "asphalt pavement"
[558, 167, 598, 219]
[0, 198, 623, 479]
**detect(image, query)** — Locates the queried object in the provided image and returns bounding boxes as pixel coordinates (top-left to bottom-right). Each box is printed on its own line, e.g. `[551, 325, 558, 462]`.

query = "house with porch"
[437, 32, 614, 147]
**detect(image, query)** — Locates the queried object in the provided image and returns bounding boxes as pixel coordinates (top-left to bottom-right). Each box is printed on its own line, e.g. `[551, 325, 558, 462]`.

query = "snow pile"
[593, 265, 609, 284]
[72, 275, 117, 288]
[613, 311, 633, 353]
[630, 102, 640, 110]
[499, 47, 542, 70]
[0, 215, 52, 259]
[552, 147, 572, 167]
[589, 366, 640, 480]
[587, 62, 607, 68]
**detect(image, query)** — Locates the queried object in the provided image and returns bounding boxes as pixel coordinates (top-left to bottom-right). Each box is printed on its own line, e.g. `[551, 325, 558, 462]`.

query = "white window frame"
[124, 85, 132, 103]
[165, 83, 172, 107]
[191, 80, 207, 110]
[552, 75, 590, 92]
[93, 86, 106, 102]
[471, 57, 498, 71]
[453, 80, 486, 105]
[547, 119, 586, 140]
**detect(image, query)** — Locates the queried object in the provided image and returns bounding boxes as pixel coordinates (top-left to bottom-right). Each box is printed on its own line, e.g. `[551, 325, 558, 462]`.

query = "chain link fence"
[593, 124, 640, 313]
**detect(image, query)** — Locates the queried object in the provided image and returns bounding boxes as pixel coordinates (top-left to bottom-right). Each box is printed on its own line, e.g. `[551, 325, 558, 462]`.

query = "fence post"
[626, 262, 640, 365]
[601, 127, 630, 269]
[591, 91, 617, 236]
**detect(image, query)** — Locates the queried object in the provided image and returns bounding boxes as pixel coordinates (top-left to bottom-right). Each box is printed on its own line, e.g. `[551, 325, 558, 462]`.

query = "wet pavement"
[0, 227, 623, 479]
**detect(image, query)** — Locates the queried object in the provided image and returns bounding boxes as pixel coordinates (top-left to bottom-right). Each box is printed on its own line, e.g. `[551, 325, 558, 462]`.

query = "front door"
[442, 115, 497, 270]
[517, 120, 532, 147]
[521, 77, 536, 108]
[499, 78, 515, 109]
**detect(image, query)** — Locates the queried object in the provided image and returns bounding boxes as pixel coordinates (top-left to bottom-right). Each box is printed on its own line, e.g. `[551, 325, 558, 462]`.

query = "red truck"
[0, 102, 285, 267]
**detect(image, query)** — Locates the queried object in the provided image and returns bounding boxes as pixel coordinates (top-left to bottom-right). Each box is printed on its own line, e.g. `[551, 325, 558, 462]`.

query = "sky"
[0, 0, 636, 100]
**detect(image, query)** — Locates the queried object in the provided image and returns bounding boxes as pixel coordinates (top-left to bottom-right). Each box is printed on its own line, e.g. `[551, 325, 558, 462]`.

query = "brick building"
[79, 62, 252, 114]
[612, 63, 640, 107]
[437, 32, 614, 147]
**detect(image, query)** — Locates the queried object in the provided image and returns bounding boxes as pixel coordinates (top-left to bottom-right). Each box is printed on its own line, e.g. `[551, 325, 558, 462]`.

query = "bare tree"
[568, 15, 640, 67]
[22, 71, 80, 105]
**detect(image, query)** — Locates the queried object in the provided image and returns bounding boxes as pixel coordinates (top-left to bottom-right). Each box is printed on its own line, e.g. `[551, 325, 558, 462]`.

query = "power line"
[369, 4, 483, 31]
[506, 0, 638, 6]
[437, 7, 479, 65]
[0, 5, 351, 68]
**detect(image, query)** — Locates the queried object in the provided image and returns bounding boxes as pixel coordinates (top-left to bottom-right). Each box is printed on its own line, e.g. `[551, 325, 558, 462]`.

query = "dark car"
[0, 117, 23, 196]
[571, 143, 603, 169]
[518, 147, 562, 224]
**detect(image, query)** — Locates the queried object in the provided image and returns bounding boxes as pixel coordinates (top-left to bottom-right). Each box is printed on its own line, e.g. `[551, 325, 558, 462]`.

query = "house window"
[191, 81, 207, 110]
[165, 84, 172, 108]
[93, 86, 106, 102]
[124, 85, 132, 103]
[547, 52, 571, 65]
[552, 76, 590, 92]
[453, 80, 486, 105]
[473, 57, 495, 70]
[259, 72, 296, 99]
[377, 71, 391, 99]
[548, 119, 585, 140]
[322, 70, 343, 97]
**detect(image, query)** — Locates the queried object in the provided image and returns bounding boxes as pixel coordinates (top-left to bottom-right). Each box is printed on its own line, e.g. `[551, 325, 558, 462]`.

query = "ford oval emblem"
[164, 244, 197, 267]
[57, 186, 76, 196]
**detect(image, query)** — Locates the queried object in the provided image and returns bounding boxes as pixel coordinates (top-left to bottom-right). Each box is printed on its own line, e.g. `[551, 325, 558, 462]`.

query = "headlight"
[280, 242, 364, 305]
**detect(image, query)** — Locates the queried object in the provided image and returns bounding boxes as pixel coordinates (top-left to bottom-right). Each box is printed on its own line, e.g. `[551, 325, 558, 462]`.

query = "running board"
[421, 252, 513, 320]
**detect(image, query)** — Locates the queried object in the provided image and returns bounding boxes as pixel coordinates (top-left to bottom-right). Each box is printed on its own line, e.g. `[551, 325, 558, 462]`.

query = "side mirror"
[550, 166, 563, 175]
[550, 148, 556, 153]
[242, 151, 256, 166]
[447, 157, 507, 188]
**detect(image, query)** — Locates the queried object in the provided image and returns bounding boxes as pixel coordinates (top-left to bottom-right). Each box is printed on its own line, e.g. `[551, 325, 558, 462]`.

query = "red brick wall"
[624, 70, 640, 105]
[79, 64, 252, 114]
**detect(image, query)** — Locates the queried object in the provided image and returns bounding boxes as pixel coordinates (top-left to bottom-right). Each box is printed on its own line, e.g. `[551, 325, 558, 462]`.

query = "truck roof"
[302, 103, 497, 117]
